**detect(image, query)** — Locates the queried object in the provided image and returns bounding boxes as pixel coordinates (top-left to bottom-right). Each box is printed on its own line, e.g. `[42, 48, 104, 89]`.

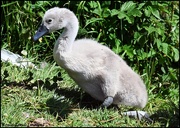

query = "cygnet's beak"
[33, 24, 49, 41]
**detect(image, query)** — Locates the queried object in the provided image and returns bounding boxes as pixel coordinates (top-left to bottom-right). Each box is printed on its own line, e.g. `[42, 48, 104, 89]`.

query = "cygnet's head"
[43, 7, 75, 32]
[33, 7, 77, 41]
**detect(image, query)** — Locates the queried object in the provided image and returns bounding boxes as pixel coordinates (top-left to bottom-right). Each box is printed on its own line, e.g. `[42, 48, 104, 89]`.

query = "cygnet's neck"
[56, 15, 79, 53]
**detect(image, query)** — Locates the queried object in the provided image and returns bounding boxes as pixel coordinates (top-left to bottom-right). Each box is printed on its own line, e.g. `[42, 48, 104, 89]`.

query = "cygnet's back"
[57, 38, 148, 108]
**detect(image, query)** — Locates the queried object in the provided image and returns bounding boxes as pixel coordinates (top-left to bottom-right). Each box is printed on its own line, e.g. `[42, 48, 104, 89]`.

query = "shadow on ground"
[150, 103, 179, 127]
[1, 70, 102, 122]
[45, 89, 102, 121]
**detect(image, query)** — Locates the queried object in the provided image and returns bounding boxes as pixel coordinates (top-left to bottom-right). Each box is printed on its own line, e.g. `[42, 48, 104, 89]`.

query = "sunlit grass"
[1, 62, 179, 127]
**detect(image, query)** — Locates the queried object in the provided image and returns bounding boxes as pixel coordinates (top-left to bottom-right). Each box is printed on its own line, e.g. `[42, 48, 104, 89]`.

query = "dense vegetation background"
[1, 1, 179, 86]
[1, 1, 179, 127]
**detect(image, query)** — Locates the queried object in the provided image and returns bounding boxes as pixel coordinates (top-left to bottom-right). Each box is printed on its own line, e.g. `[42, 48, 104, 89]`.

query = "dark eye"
[46, 19, 52, 24]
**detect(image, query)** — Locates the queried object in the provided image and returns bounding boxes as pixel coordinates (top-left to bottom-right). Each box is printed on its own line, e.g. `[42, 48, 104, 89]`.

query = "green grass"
[1, 61, 179, 127]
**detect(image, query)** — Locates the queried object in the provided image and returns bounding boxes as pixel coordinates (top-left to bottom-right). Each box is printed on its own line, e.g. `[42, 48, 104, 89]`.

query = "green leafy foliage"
[1, 0, 179, 95]
[1, 1, 179, 88]
[75, 1, 179, 88]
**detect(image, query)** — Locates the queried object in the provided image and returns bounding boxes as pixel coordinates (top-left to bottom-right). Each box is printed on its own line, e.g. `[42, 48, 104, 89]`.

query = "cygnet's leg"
[100, 96, 113, 108]
[98, 69, 117, 108]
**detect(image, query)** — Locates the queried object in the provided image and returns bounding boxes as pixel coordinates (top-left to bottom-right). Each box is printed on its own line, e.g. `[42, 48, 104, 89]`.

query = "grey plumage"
[33, 7, 148, 108]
